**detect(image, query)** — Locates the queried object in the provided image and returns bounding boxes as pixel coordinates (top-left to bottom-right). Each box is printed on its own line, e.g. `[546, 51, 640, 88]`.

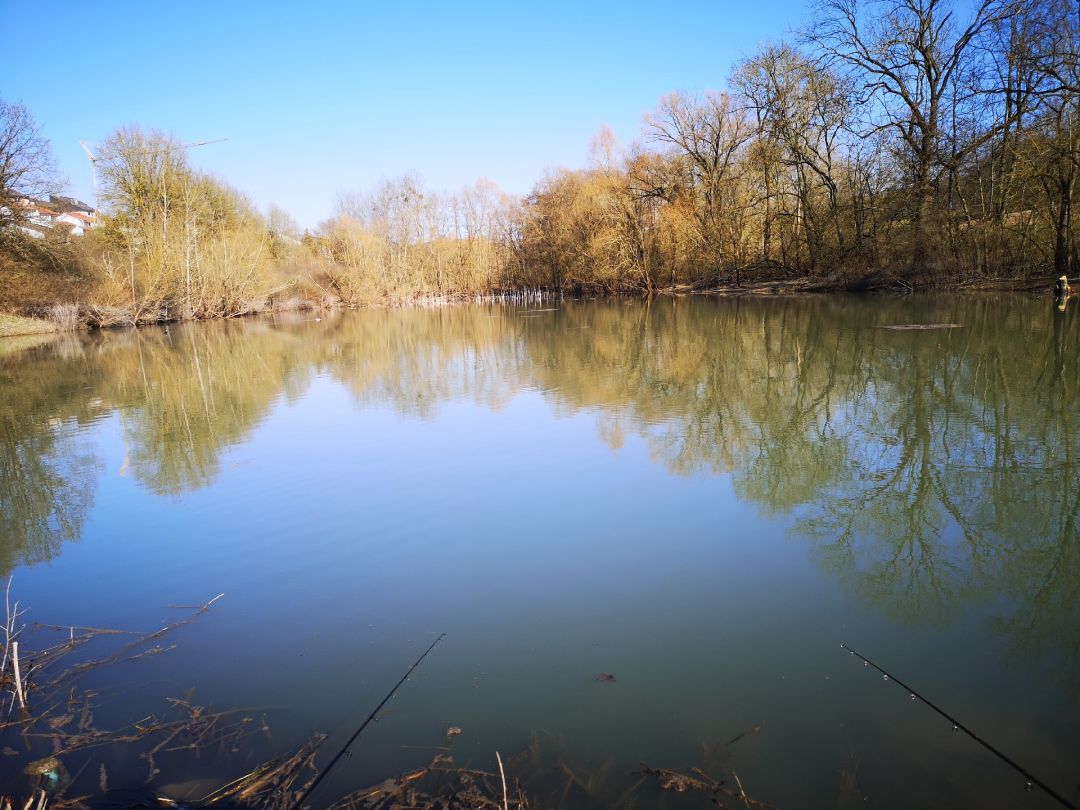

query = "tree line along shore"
[1, 0, 1077, 336]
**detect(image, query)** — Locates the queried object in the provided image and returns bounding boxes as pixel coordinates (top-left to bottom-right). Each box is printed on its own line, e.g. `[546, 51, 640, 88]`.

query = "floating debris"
[639, 763, 776, 808]
[330, 751, 527, 810]
[201, 733, 327, 808]
[724, 722, 763, 747]
[881, 323, 963, 330]
[23, 757, 71, 795]
[2, 575, 782, 810]
[0, 582, 245, 809]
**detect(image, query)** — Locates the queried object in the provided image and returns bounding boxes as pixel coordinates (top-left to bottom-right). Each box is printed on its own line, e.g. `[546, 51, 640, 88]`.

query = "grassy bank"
[0, 312, 58, 338]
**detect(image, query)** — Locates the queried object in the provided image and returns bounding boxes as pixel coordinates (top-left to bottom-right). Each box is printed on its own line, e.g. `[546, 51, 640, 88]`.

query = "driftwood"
[638, 763, 776, 809]
[201, 733, 327, 810]
[1, 588, 241, 808]
[327, 751, 528, 810]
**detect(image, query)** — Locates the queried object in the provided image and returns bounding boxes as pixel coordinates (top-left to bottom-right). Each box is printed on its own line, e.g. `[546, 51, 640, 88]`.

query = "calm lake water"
[1, 296, 1078, 808]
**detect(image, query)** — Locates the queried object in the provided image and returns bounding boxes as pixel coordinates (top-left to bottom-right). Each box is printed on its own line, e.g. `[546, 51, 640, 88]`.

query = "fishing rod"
[293, 632, 447, 809]
[840, 642, 1079, 810]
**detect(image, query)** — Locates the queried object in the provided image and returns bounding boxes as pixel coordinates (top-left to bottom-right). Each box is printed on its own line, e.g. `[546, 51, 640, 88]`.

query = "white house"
[23, 202, 60, 229]
[57, 212, 90, 236]
[5, 199, 97, 237]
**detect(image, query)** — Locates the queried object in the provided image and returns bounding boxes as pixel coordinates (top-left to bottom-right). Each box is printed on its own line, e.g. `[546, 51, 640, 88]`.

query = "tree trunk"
[1053, 175, 1074, 276]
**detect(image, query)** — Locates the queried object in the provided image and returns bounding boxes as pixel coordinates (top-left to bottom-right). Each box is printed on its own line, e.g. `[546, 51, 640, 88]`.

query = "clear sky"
[5, 0, 807, 228]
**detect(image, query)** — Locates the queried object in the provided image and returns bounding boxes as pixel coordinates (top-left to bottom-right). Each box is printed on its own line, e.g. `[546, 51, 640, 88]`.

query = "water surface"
[1, 296, 1078, 808]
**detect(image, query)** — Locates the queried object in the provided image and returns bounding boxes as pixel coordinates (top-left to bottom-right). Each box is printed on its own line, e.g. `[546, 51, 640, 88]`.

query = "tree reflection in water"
[1, 297, 1076, 694]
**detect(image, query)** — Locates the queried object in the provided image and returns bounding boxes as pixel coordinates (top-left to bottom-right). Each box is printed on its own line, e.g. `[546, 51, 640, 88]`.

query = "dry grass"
[47, 303, 81, 331]
[0, 312, 58, 338]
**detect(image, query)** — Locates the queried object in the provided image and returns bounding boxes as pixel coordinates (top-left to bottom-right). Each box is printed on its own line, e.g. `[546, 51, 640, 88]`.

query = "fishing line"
[840, 642, 1078, 810]
[293, 632, 447, 809]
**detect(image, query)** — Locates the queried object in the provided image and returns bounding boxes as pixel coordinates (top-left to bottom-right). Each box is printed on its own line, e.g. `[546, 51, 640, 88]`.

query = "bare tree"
[808, 0, 1020, 267]
[645, 92, 753, 280]
[978, 0, 1080, 275]
[0, 99, 58, 232]
[734, 44, 853, 269]
[267, 205, 301, 240]
[1025, 0, 1080, 275]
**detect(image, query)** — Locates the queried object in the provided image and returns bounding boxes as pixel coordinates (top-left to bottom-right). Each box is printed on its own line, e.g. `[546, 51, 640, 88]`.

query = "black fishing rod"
[840, 642, 1079, 810]
[293, 632, 447, 809]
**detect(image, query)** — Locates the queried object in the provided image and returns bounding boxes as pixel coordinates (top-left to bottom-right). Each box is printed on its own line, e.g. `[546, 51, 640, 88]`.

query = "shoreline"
[0, 274, 1067, 340]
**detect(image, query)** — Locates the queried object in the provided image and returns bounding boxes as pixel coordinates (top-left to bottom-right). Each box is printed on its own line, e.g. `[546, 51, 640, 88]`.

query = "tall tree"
[1025, 0, 1080, 274]
[809, 0, 1020, 267]
[645, 92, 753, 281]
[734, 44, 852, 269]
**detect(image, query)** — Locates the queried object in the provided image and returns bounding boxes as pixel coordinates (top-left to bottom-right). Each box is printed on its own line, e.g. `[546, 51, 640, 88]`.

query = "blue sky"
[5, 0, 807, 228]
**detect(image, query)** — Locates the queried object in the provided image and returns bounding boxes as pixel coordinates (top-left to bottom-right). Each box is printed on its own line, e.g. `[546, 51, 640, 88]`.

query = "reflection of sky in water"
[1, 298, 1077, 808]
